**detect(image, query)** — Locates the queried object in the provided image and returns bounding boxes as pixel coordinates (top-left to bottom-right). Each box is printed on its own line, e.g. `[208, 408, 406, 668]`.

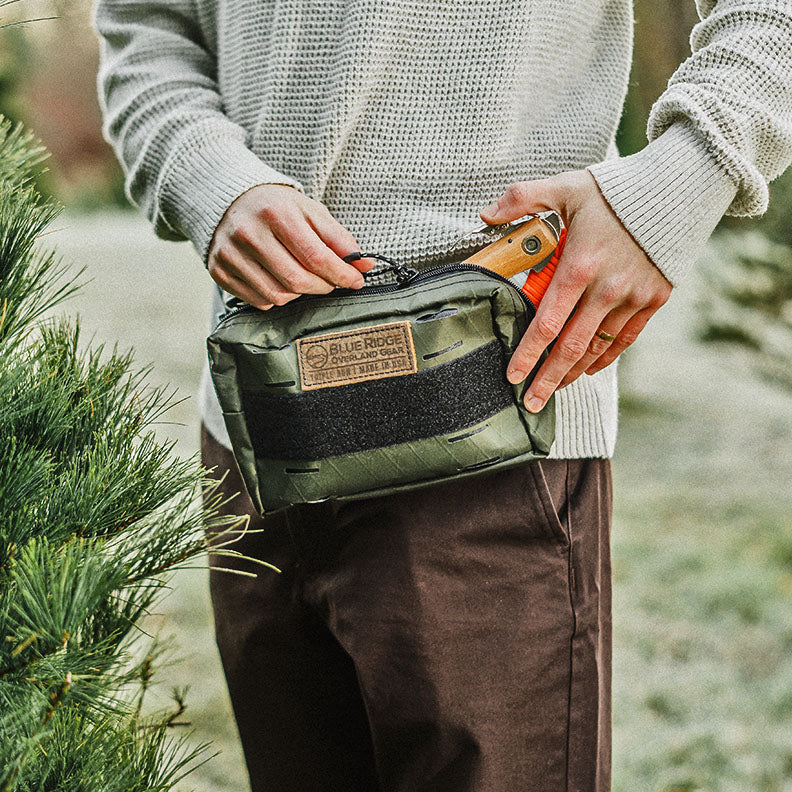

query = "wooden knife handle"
[460, 216, 559, 279]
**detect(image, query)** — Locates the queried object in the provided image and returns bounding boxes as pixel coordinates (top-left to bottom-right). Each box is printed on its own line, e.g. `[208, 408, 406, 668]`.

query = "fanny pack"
[207, 255, 555, 515]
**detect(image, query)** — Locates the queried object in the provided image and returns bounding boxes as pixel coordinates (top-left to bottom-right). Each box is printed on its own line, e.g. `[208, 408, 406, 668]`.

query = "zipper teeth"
[412, 263, 536, 311]
[213, 263, 536, 329]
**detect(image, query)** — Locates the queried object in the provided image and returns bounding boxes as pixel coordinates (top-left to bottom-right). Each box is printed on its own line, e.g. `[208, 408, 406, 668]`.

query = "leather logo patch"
[297, 321, 417, 390]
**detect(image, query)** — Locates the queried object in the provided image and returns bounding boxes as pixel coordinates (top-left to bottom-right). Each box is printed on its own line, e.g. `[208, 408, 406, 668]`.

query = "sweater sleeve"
[92, 0, 305, 265]
[587, 0, 792, 285]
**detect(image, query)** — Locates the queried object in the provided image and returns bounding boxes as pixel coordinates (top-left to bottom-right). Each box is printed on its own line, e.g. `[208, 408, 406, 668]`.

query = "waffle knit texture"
[94, 0, 792, 459]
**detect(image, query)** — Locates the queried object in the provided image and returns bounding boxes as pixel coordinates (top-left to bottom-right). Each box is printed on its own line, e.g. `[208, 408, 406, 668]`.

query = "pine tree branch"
[0, 104, 217, 789]
[0, 672, 71, 792]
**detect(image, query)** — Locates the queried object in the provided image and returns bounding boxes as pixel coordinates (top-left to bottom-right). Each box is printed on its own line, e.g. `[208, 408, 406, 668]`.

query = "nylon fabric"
[207, 267, 555, 514]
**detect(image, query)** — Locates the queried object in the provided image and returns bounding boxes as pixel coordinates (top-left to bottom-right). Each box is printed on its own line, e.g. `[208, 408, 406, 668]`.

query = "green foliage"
[696, 231, 792, 390]
[0, 26, 29, 125]
[10, 708, 209, 792]
[0, 117, 250, 789]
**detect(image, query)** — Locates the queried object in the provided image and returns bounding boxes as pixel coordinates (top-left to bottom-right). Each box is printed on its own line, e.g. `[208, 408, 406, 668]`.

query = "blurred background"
[5, 1, 792, 790]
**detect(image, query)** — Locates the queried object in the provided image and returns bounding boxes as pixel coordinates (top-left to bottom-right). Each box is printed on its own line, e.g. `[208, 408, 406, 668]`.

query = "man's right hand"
[207, 184, 374, 310]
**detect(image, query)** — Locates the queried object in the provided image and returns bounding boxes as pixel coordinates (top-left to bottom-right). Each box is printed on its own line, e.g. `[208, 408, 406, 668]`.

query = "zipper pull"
[344, 251, 417, 284]
[395, 265, 418, 284]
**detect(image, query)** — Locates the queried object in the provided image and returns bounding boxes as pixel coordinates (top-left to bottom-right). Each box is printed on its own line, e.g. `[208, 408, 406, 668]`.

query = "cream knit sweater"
[94, 0, 792, 459]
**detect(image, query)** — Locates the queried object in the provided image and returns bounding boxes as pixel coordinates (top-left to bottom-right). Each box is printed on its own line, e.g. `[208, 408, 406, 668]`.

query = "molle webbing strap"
[241, 340, 513, 461]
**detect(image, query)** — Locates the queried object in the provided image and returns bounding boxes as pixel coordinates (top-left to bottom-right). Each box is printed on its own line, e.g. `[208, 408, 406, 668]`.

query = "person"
[93, 1, 792, 789]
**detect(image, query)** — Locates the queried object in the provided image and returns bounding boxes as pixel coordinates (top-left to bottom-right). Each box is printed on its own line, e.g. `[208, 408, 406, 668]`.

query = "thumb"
[479, 178, 562, 224]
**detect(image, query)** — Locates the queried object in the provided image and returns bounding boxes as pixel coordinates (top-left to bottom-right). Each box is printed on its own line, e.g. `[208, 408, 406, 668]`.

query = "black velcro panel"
[241, 340, 513, 460]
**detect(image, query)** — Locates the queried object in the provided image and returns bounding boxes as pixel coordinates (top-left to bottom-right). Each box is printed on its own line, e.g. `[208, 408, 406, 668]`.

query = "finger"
[270, 211, 365, 288]
[212, 243, 301, 307]
[305, 207, 376, 273]
[557, 305, 636, 388]
[520, 300, 613, 412]
[211, 265, 279, 311]
[233, 223, 337, 295]
[225, 273, 278, 311]
[506, 242, 591, 384]
[585, 307, 655, 375]
[479, 178, 564, 225]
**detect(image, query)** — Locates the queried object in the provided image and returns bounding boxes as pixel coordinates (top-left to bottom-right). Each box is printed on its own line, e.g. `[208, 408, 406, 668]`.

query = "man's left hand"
[479, 169, 673, 413]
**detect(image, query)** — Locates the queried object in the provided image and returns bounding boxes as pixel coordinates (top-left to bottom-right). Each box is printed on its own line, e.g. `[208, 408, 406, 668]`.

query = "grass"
[612, 485, 792, 791]
[43, 210, 792, 791]
[611, 275, 792, 791]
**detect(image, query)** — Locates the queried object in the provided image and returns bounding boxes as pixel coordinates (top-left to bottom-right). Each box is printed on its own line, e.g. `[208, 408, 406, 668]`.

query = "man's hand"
[479, 169, 673, 412]
[207, 184, 374, 310]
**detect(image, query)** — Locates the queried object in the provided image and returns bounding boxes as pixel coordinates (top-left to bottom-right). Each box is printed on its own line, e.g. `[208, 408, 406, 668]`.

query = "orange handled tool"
[455, 214, 567, 307]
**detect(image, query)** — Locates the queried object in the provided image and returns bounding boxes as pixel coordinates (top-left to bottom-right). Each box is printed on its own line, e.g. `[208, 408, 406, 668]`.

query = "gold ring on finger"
[595, 329, 617, 343]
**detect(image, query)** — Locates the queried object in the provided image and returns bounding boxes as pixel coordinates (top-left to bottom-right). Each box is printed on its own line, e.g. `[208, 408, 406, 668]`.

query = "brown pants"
[201, 425, 613, 792]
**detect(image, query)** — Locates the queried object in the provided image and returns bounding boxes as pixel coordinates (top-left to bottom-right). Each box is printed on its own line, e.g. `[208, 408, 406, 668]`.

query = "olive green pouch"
[207, 258, 555, 515]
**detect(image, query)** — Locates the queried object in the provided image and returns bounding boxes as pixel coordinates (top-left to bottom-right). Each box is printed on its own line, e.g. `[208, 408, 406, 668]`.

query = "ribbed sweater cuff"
[159, 129, 304, 265]
[587, 122, 737, 285]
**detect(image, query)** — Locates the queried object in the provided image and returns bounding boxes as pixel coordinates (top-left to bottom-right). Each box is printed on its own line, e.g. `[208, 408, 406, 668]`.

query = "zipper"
[213, 262, 537, 331]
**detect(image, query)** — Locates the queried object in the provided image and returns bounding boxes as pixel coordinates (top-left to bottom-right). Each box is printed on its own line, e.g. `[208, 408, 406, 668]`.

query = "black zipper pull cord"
[343, 251, 418, 284]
